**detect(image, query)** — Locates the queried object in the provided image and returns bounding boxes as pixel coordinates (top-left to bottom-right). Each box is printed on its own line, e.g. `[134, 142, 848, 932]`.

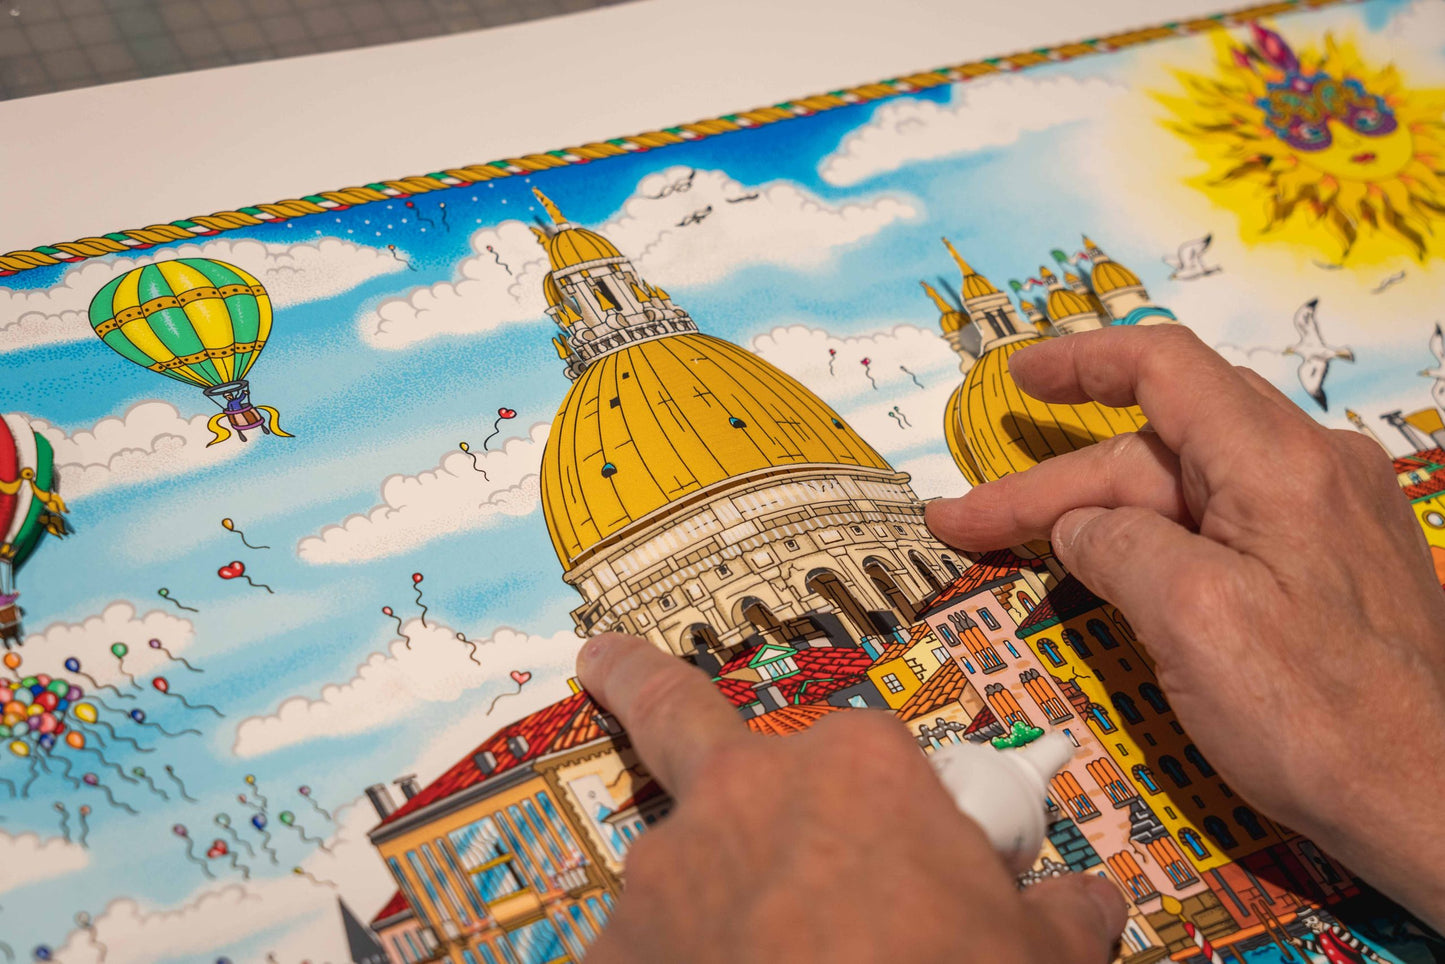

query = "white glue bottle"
[928, 732, 1075, 875]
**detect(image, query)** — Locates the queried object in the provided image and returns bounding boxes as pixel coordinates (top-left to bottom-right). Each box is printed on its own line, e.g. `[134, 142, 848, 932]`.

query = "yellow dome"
[1046, 286, 1093, 321]
[920, 280, 966, 334]
[541, 332, 891, 567]
[944, 337, 1148, 482]
[942, 238, 999, 300]
[544, 228, 622, 272]
[1090, 259, 1142, 294]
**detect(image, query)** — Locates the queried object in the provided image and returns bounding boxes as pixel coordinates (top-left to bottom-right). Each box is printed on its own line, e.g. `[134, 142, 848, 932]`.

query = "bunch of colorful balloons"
[1, 652, 92, 754]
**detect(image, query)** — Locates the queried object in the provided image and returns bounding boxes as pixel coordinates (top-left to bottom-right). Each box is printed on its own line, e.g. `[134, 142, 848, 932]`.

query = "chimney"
[506, 735, 530, 758]
[393, 774, 420, 800]
[592, 711, 622, 736]
[753, 683, 787, 714]
[365, 783, 395, 820]
[473, 750, 498, 776]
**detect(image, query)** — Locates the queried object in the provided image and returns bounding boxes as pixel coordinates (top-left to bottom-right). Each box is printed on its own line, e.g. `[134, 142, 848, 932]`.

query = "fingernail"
[1053, 507, 1104, 553]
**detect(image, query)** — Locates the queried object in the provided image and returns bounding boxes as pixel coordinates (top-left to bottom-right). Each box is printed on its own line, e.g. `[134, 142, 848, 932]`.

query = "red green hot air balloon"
[87, 259, 293, 446]
[0, 413, 71, 649]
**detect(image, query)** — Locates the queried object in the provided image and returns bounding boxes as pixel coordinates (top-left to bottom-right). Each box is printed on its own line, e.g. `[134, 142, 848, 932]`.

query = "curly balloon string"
[411, 573, 429, 628]
[111, 650, 141, 689]
[892, 406, 912, 429]
[405, 200, 436, 230]
[81, 744, 138, 785]
[218, 820, 256, 857]
[179, 834, 217, 880]
[438, 201, 450, 232]
[130, 712, 202, 739]
[458, 442, 488, 480]
[220, 517, 270, 550]
[0, 939, 10, 963]
[156, 588, 200, 613]
[55, 802, 71, 843]
[157, 687, 226, 718]
[486, 676, 527, 715]
[20, 752, 39, 798]
[860, 357, 877, 390]
[89, 778, 138, 816]
[224, 850, 253, 881]
[237, 793, 264, 814]
[899, 365, 924, 389]
[827, 347, 837, 376]
[244, 775, 270, 810]
[300, 790, 333, 823]
[93, 718, 152, 753]
[0, 776, 14, 798]
[292, 866, 338, 889]
[456, 631, 481, 667]
[50, 753, 82, 790]
[149, 638, 203, 674]
[132, 768, 170, 801]
[76, 913, 106, 962]
[77, 807, 91, 848]
[165, 765, 197, 802]
[255, 828, 279, 865]
[380, 606, 411, 649]
[285, 820, 332, 853]
[386, 244, 417, 271]
[68, 669, 135, 702]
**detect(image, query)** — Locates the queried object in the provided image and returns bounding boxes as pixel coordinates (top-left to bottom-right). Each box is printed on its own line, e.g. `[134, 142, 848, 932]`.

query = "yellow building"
[864, 622, 953, 710]
[534, 189, 965, 666]
[927, 237, 1163, 486]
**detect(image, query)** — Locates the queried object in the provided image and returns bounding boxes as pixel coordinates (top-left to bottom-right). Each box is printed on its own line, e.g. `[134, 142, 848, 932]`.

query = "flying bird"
[1284, 298, 1354, 411]
[1419, 324, 1445, 413]
[725, 192, 761, 204]
[1371, 270, 1406, 295]
[676, 205, 713, 228]
[1164, 234, 1222, 280]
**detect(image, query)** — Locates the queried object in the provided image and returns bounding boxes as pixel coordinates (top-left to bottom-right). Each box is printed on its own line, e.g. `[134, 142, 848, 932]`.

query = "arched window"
[864, 558, 919, 623]
[1087, 705, 1116, 734]
[1203, 817, 1237, 850]
[1139, 683, 1170, 713]
[1131, 764, 1161, 794]
[805, 569, 876, 637]
[941, 556, 961, 578]
[1179, 828, 1209, 860]
[1184, 744, 1215, 777]
[1087, 619, 1119, 650]
[1036, 638, 1065, 667]
[1111, 693, 1143, 724]
[1159, 755, 1190, 788]
[1234, 806, 1267, 840]
[909, 551, 943, 592]
[1017, 591, 1036, 613]
[1063, 628, 1091, 658]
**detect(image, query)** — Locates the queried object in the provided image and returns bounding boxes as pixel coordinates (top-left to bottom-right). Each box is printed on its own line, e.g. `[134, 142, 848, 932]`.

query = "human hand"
[925, 325, 1445, 929]
[576, 633, 1126, 963]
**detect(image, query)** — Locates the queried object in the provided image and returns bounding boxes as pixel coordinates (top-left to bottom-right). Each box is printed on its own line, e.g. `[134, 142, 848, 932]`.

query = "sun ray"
[1157, 22, 1445, 266]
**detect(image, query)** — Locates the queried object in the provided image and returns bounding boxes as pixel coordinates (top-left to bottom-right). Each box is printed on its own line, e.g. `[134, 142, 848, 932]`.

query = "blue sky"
[0, 1, 1440, 958]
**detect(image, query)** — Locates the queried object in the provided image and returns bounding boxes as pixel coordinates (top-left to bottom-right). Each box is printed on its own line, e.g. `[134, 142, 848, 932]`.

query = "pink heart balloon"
[509, 670, 531, 686]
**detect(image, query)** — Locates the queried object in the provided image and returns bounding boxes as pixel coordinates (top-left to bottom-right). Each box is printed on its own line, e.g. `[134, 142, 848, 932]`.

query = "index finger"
[576, 633, 749, 797]
[1008, 326, 1304, 487]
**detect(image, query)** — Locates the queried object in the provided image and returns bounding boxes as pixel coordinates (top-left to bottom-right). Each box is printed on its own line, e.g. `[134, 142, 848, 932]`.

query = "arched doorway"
[739, 597, 785, 642]
[908, 551, 943, 593]
[804, 569, 877, 638]
[863, 557, 917, 622]
[684, 623, 723, 672]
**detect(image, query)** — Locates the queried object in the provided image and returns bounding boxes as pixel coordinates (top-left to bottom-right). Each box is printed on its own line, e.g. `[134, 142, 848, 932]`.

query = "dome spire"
[942, 238, 1000, 300]
[920, 280, 955, 316]
[533, 188, 570, 226]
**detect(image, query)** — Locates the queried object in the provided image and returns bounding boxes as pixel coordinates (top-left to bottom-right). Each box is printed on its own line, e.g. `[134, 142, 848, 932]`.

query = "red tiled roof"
[964, 704, 999, 736]
[370, 890, 410, 927]
[380, 691, 600, 827]
[1053, 674, 1091, 717]
[715, 643, 762, 677]
[921, 550, 1049, 614]
[1393, 448, 1445, 473]
[746, 703, 842, 735]
[794, 646, 872, 677]
[1015, 576, 1104, 635]
[714, 675, 758, 707]
[896, 659, 967, 721]
[874, 623, 933, 664]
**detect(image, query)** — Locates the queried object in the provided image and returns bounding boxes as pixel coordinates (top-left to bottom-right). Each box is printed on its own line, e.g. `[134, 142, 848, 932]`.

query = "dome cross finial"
[533, 188, 569, 226]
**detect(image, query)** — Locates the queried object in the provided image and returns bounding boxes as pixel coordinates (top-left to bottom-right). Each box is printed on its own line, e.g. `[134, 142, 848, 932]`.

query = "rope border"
[0, 0, 1352, 278]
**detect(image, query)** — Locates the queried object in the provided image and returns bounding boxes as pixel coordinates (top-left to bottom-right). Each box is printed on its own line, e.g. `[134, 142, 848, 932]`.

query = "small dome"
[1091, 260, 1143, 294]
[545, 228, 623, 272]
[1046, 286, 1093, 321]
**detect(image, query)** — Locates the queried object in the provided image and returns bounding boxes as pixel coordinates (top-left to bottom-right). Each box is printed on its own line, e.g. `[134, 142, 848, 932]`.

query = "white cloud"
[232, 618, 581, 758]
[33, 401, 244, 499]
[0, 831, 89, 893]
[1, 237, 403, 354]
[51, 799, 395, 964]
[20, 601, 195, 690]
[360, 167, 917, 349]
[818, 76, 1129, 186]
[296, 422, 548, 565]
[749, 323, 965, 464]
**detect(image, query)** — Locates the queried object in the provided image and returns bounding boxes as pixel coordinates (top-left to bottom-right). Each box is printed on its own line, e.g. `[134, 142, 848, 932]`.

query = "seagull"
[1164, 234, 1223, 280]
[675, 205, 713, 228]
[1371, 270, 1406, 295]
[1284, 298, 1354, 411]
[1419, 324, 1445, 413]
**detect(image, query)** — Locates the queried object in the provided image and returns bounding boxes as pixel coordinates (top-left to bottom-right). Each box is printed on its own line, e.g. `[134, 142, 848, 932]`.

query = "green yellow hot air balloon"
[0, 413, 70, 649]
[87, 258, 292, 446]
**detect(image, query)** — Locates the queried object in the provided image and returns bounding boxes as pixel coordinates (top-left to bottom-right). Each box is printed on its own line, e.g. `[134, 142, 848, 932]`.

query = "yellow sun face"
[1158, 23, 1445, 265]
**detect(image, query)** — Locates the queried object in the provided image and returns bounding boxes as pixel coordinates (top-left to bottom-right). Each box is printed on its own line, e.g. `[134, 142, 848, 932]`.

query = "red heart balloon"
[509, 670, 531, 686]
[207, 840, 228, 858]
[218, 561, 245, 580]
[497, 408, 516, 419]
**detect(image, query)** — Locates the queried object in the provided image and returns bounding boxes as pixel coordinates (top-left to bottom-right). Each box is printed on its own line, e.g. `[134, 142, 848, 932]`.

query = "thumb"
[1020, 873, 1128, 964]
[1052, 505, 1242, 641]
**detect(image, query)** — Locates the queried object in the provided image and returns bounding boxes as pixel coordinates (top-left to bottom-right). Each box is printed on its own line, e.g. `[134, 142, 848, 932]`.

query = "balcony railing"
[550, 864, 591, 893]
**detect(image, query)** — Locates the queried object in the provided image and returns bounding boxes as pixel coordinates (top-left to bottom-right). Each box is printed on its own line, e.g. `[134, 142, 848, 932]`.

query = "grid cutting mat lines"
[0, 0, 634, 100]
